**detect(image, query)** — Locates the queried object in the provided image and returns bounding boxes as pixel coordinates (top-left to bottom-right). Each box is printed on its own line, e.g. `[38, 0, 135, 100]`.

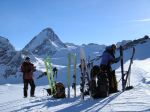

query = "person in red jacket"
[21, 57, 36, 98]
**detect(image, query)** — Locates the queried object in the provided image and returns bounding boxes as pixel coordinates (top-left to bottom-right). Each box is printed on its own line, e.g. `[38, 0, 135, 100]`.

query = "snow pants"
[23, 79, 35, 97]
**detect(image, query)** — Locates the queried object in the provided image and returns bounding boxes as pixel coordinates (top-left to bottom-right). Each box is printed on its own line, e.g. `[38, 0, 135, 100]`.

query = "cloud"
[135, 18, 150, 22]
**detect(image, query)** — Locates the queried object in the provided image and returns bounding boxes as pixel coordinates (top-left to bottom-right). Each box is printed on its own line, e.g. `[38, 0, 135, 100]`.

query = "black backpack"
[97, 72, 109, 98]
[90, 65, 100, 79]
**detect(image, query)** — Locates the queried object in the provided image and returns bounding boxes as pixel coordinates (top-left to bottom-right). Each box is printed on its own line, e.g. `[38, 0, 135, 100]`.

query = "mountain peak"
[23, 27, 66, 56]
[0, 36, 15, 51]
[0, 36, 9, 44]
[42, 27, 53, 32]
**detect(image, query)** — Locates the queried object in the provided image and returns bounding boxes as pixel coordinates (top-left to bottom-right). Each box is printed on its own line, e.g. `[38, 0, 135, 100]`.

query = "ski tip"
[80, 47, 86, 59]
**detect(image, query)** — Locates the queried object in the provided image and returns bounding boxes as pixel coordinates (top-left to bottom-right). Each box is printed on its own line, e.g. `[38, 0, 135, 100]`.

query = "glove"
[114, 56, 121, 63]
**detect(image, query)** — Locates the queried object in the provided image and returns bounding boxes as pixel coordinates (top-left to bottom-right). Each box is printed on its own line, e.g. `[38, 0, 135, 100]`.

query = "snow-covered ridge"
[117, 35, 149, 50]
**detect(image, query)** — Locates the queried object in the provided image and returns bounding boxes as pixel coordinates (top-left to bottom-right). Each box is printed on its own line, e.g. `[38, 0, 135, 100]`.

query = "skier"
[21, 57, 36, 98]
[100, 44, 120, 93]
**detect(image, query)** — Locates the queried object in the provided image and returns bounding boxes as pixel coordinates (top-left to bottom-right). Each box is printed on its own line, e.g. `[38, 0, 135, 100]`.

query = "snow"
[23, 28, 66, 54]
[51, 41, 59, 48]
[28, 33, 48, 51]
[134, 58, 150, 72]
[0, 57, 150, 112]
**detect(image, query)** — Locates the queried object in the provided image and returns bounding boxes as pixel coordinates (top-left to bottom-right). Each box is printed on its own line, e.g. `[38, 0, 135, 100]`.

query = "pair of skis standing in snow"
[67, 53, 77, 98]
[44, 53, 77, 98]
[80, 44, 135, 100]
[44, 57, 66, 98]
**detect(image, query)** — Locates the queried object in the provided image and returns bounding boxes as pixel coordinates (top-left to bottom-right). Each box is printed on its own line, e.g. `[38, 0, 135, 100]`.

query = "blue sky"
[0, 0, 150, 50]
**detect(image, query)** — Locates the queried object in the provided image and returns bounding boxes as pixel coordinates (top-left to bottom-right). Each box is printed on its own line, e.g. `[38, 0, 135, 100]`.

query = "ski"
[67, 53, 71, 98]
[120, 46, 125, 91]
[80, 48, 91, 100]
[120, 46, 135, 91]
[44, 57, 52, 93]
[72, 53, 77, 97]
[124, 47, 135, 89]
[80, 47, 86, 100]
[87, 56, 92, 98]
[44, 57, 56, 95]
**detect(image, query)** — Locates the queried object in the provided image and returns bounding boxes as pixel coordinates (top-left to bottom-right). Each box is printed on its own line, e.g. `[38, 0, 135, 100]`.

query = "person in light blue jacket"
[100, 44, 120, 93]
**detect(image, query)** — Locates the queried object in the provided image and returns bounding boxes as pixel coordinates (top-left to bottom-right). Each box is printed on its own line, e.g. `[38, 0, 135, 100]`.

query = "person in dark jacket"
[100, 44, 120, 93]
[21, 57, 36, 98]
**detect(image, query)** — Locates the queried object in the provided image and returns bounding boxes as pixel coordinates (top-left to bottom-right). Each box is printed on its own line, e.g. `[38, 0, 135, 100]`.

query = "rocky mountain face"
[0, 36, 22, 78]
[23, 28, 67, 57]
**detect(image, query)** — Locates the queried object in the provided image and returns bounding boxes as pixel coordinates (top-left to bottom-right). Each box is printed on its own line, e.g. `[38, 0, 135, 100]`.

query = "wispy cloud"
[134, 18, 150, 22]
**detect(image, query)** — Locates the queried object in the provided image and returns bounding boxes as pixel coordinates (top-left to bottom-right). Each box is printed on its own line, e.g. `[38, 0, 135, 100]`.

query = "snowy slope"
[0, 58, 150, 112]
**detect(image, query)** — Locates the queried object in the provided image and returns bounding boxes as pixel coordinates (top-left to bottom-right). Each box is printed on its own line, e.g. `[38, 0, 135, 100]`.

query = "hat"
[25, 57, 30, 60]
[111, 44, 116, 49]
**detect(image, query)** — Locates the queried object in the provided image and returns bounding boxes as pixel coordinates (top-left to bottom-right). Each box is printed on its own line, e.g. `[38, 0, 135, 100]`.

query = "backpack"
[90, 65, 100, 79]
[53, 82, 66, 98]
[22, 62, 32, 73]
[90, 79, 98, 98]
[108, 70, 118, 93]
[97, 72, 109, 98]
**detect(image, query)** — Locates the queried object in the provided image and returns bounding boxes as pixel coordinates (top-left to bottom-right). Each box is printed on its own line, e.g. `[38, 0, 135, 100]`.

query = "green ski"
[45, 57, 56, 95]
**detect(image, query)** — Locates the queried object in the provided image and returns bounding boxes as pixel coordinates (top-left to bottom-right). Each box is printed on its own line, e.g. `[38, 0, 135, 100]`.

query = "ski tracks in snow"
[100, 84, 150, 112]
[0, 85, 150, 112]
[0, 96, 49, 112]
